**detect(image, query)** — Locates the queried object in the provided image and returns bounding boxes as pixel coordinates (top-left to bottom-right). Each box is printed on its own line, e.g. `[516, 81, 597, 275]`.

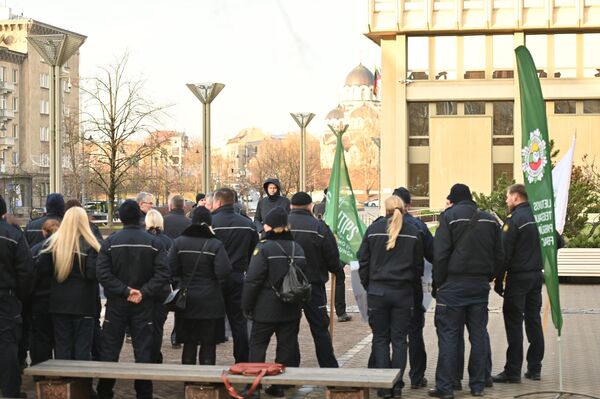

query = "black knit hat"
[291, 192, 312, 206]
[195, 193, 206, 202]
[264, 207, 288, 229]
[191, 206, 212, 226]
[0, 195, 6, 216]
[447, 183, 472, 203]
[393, 187, 411, 205]
[46, 193, 65, 216]
[119, 200, 141, 225]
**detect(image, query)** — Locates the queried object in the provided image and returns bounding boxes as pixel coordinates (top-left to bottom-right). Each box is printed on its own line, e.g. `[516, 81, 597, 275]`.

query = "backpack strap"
[454, 208, 481, 249]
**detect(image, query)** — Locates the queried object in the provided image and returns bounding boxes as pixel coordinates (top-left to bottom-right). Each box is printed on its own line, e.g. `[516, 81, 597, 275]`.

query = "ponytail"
[384, 196, 405, 251]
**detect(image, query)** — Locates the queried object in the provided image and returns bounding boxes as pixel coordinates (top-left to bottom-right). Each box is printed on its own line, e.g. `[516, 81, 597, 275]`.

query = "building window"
[0, 67, 5, 82]
[493, 164, 514, 188]
[62, 79, 71, 93]
[408, 102, 429, 146]
[554, 34, 577, 78]
[493, 35, 514, 78]
[407, 36, 429, 80]
[554, 100, 576, 114]
[12, 69, 18, 84]
[63, 104, 70, 117]
[41, 153, 49, 167]
[463, 35, 486, 79]
[12, 124, 18, 139]
[436, 101, 457, 115]
[434, 36, 457, 80]
[526, 34, 548, 77]
[40, 127, 49, 142]
[583, 100, 600, 114]
[464, 102, 485, 115]
[40, 73, 49, 89]
[584, 33, 600, 78]
[40, 100, 49, 114]
[12, 97, 17, 112]
[493, 101, 514, 145]
[12, 151, 18, 165]
[408, 164, 429, 207]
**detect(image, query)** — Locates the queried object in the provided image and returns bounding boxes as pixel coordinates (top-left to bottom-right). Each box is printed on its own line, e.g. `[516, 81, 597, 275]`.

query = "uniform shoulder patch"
[506, 213, 513, 218]
[503, 224, 510, 233]
[253, 248, 260, 256]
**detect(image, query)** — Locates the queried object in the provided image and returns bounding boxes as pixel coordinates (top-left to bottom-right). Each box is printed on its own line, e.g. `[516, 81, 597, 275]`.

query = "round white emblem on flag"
[521, 128, 547, 183]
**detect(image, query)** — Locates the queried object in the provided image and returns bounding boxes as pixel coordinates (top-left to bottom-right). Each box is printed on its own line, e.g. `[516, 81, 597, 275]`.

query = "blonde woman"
[357, 196, 424, 399]
[39, 206, 100, 361]
[145, 209, 172, 364]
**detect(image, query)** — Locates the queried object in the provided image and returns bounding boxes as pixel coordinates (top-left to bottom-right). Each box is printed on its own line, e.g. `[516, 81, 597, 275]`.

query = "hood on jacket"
[263, 178, 282, 198]
[181, 223, 215, 238]
[45, 193, 65, 216]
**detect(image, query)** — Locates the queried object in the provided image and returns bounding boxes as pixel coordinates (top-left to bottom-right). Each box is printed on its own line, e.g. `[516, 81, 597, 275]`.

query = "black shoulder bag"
[271, 241, 312, 304]
[164, 240, 209, 312]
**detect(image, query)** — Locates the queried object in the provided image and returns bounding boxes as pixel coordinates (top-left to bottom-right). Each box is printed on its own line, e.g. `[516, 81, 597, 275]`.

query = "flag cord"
[558, 335, 563, 393]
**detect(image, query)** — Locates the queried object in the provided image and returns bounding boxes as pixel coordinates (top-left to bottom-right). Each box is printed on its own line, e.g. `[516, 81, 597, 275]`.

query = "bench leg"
[35, 378, 88, 399]
[326, 387, 369, 399]
[185, 383, 228, 399]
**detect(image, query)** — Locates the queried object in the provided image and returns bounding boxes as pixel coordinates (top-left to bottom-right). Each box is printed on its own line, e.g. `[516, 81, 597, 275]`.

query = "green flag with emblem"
[324, 126, 366, 264]
[515, 45, 563, 335]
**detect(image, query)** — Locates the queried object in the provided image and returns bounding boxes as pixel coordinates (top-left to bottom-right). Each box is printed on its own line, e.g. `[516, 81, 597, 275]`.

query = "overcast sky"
[11, 0, 380, 146]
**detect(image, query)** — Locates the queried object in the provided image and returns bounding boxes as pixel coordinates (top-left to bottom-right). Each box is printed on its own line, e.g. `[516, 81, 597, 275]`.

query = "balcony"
[0, 81, 15, 94]
[0, 109, 14, 120]
[0, 136, 15, 149]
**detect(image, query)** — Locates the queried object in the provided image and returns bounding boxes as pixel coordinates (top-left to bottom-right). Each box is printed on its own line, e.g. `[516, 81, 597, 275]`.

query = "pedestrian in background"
[169, 206, 231, 365]
[164, 195, 191, 239]
[358, 195, 424, 399]
[253, 178, 290, 233]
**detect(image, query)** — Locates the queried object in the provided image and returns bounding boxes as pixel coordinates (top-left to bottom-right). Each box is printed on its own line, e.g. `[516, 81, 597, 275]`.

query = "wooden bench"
[26, 359, 401, 399]
[557, 248, 600, 277]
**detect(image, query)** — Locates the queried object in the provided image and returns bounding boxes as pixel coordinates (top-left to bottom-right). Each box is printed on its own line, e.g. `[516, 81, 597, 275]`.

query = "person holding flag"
[493, 184, 544, 383]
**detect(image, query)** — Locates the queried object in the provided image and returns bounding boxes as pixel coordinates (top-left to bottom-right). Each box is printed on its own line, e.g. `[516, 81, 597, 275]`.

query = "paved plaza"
[21, 272, 600, 398]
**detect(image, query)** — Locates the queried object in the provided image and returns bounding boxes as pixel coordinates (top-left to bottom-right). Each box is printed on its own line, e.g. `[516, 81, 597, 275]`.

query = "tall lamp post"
[186, 83, 225, 193]
[290, 112, 315, 192]
[27, 33, 86, 193]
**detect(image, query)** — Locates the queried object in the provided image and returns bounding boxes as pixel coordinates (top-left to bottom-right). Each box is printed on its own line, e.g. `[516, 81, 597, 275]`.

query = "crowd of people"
[0, 177, 545, 399]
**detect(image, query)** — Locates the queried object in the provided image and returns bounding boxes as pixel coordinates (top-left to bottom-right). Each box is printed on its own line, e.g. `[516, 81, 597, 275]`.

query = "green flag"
[515, 45, 563, 335]
[324, 127, 366, 264]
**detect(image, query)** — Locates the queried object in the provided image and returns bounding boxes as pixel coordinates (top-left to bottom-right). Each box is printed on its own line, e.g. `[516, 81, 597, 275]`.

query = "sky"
[11, 0, 381, 147]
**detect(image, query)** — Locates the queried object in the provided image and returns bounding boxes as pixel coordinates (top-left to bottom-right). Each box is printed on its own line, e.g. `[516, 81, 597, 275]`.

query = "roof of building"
[326, 104, 346, 120]
[350, 103, 379, 119]
[345, 64, 374, 87]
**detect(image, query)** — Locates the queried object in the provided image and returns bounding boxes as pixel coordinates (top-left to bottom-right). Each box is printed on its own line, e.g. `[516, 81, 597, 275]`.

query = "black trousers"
[30, 300, 54, 366]
[408, 296, 427, 385]
[249, 319, 300, 367]
[151, 302, 168, 363]
[301, 283, 338, 367]
[18, 298, 31, 368]
[502, 272, 544, 376]
[52, 314, 94, 360]
[96, 300, 154, 399]
[223, 273, 249, 363]
[334, 265, 347, 317]
[434, 301, 488, 395]
[456, 326, 492, 382]
[0, 295, 22, 398]
[367, 286, 413, 390]
[181, 318, 217, 365]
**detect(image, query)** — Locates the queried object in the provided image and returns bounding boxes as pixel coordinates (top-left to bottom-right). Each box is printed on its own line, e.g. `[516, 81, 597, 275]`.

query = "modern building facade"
[365, 0, 600, 208]
[0, 8, 81, 214]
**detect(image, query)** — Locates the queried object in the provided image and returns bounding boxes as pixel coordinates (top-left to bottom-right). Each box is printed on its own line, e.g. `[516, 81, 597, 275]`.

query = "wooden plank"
[25, 360, 400, 389]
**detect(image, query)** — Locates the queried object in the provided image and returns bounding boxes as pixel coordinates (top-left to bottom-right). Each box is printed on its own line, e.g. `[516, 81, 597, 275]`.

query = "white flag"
[552, 135, 576, 235]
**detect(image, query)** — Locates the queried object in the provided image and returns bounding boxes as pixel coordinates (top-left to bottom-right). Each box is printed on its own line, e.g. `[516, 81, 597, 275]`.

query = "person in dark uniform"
[359, 195, 424, 399]
[145, 209, 173, 364]
[169, 206, 232, 365]
[253, 178, 290, 233]
[492, 183, 544, 383]
[25, 193, 65, 246]
[311, 188, 351, 322]
[0, 195, 33, 399]
[211, 188, 259, 363]
[288, 192, 341, 368]
[429, 184, 503, 399]
[393, 187, 433, 390]
[163, 195, 191, 239]
[242, 207, 307, 398]
[95, 200, 170, 399]
[30, 219, 60, 367]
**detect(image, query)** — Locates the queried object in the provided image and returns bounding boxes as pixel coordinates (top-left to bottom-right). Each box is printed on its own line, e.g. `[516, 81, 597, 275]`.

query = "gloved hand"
[494, 281, 504, 297]
[243, 309, 254, 321]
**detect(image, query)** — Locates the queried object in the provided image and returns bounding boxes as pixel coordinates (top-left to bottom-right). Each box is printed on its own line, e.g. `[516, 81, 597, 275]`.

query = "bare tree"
[82, 53, 168, 227]
[63, 112, 84, 200]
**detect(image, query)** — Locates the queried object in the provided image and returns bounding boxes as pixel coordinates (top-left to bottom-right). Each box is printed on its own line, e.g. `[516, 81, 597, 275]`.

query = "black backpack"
[271, 241, 312, 304]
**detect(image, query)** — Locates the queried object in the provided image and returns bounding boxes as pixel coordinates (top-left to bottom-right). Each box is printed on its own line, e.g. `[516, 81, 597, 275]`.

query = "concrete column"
[513, 31, 525, 183]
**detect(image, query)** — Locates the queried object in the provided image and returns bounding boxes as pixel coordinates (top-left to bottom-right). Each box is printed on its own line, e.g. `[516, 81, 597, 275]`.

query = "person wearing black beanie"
[0, 194, 34, 398]
[96, 199, 170, 399]
[24, 193, 65, 246]
[263, 207, 288, 231]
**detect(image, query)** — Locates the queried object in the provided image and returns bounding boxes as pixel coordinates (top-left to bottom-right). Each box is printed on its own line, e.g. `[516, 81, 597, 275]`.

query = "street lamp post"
[186, 83, 225, 193]
[27, 33, 86, 193]
[372, 137, 381, 202]
[290, 112, 315, 192]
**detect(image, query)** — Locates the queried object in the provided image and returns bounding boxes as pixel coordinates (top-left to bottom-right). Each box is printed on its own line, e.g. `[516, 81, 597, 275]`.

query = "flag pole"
[329, 272, 336, 337]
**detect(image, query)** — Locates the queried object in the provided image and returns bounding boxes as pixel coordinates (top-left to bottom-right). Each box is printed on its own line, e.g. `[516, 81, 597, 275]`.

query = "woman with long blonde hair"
[357, 196, 424, 398]
[39, 206, 100, 362]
